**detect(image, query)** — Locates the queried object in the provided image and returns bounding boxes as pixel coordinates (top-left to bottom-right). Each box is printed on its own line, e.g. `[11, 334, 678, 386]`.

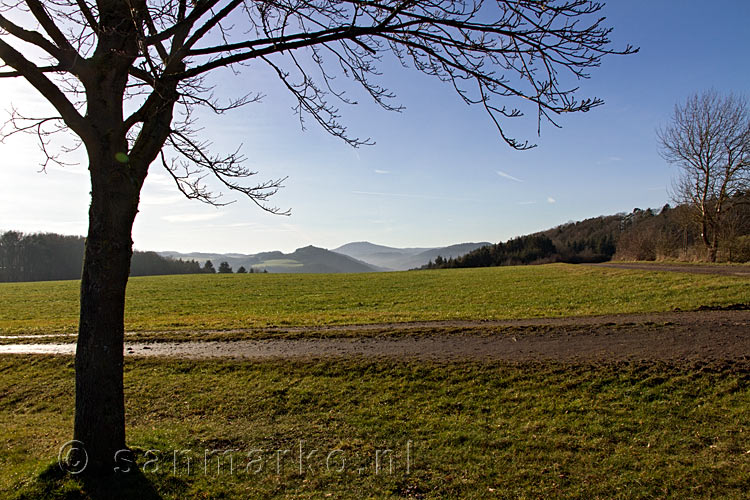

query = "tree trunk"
[74, 147, 141, 475]
[700, 217, 717, 262]
[709, 235, 719, 263]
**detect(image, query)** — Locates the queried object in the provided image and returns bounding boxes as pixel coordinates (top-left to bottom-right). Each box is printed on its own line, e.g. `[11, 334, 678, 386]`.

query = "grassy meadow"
[0, 263, 748, 337]
[1, 264, 748, 498]
[2, 356, 748, 499]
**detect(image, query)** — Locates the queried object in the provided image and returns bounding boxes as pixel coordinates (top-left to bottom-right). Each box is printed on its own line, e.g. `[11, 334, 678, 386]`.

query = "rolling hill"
[158, 245, 380, 273]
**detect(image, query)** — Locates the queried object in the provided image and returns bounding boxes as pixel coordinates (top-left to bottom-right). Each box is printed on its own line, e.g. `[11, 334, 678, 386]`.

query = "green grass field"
[2, 356, 748, 499]
[2, 264, 749, 498]
[0, 264, 748, 336]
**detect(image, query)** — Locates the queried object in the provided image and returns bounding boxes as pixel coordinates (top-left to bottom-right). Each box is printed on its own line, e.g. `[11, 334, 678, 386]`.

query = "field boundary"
[590, 262, 750, 276]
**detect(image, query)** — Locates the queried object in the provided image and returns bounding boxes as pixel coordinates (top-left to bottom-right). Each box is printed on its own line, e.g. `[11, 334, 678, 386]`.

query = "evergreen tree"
[0, 230, 204, 282]
[218, 261, 233, 273]
[203, 260, 216, 274]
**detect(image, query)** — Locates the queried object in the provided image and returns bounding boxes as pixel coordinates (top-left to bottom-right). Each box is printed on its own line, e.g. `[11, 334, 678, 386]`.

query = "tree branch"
[143, 0, 223, 45]
[75, 0, 99, 34]
[25, 0, 79, 55]
[0, 13, 62, 59]
[0, 38, 88, 137]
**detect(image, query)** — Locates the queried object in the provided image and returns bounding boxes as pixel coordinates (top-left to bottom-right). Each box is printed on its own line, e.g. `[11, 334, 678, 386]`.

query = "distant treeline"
[424, 196, 750, 270]
[425, 234, 560, 269]
[0, 231, 208, 282]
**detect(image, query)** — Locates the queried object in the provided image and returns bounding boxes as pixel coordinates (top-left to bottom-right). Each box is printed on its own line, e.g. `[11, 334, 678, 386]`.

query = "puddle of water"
[0, 344, 76, 354]
[0, 334, 76, 339]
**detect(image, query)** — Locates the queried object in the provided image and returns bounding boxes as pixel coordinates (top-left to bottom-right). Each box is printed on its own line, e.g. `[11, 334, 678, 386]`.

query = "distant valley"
[159, 241, 491, 273]
[158, 245, 379, 274]
[331, 241, 491, 271]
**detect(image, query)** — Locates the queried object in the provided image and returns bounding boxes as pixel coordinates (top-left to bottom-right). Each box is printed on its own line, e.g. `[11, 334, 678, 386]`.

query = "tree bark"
[700, 215, 717, 262]
[709, 233, 719, 263]
[74, 146, 142, 475]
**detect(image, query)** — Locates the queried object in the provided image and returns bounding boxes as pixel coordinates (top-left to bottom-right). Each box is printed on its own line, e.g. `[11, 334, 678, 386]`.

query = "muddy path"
[2, 310, 748, 363]
[590, 262, 750, 276]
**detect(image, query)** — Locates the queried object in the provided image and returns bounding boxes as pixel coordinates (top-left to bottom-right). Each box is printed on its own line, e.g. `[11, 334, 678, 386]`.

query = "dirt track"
[2, 310, 748, 364]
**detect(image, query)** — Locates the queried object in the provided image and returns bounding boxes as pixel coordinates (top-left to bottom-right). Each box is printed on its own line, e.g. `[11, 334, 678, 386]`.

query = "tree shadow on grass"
[15, 462, 187, 500]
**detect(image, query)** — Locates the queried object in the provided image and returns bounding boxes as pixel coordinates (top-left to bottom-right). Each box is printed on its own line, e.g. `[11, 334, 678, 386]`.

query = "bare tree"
[720, 190, 750, 261]
[0, 0, 634, 474]
[658, 90, 750, 262]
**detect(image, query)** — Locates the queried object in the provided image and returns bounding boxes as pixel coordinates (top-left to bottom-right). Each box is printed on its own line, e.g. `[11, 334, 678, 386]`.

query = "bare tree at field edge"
[0, 0, 635, 475]
[658, 90, 750, 262]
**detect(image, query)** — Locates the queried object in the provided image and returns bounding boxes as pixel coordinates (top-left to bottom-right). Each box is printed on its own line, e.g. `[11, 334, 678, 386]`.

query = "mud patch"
[694, 303, 750, 311]
[2, 310, 748, 365]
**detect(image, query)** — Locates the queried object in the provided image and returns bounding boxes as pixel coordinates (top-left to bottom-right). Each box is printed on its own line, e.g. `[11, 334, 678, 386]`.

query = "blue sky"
[2, 1, 749, 253]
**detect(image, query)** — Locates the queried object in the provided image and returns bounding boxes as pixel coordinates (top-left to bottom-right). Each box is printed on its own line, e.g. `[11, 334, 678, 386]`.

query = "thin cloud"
[162, 212, 223, 223]
[547, 197, 556, 204]
[145, 173, 175, 187]
[352, 190, 475, 203]
[374, 169, 390, 175]
[141, 194, 186, 206]
[46, 165, 87, 176]
[221, 222, 262, 228]
[173, 221, 299, 234]
[517, 200, 536, 205]
[217, 222, 298, 232]
[496, 170, 523, 182]
[597, 156, 624, 165]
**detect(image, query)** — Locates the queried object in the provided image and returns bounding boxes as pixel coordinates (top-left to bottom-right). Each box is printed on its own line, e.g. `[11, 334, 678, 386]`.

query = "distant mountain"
[333, 241, 429, 258]
[285, 246, 384, 273]
[332, 241, 491, 270]
[159, 245, 380, 274]
[331, 241, 429, 270]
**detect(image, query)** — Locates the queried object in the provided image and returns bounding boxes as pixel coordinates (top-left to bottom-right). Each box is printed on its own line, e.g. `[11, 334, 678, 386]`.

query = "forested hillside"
[539, 215, 619, 263]
[425, 195, 750, 269]
[0, 231, 205, 282]
[424, 215, 621, 269]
